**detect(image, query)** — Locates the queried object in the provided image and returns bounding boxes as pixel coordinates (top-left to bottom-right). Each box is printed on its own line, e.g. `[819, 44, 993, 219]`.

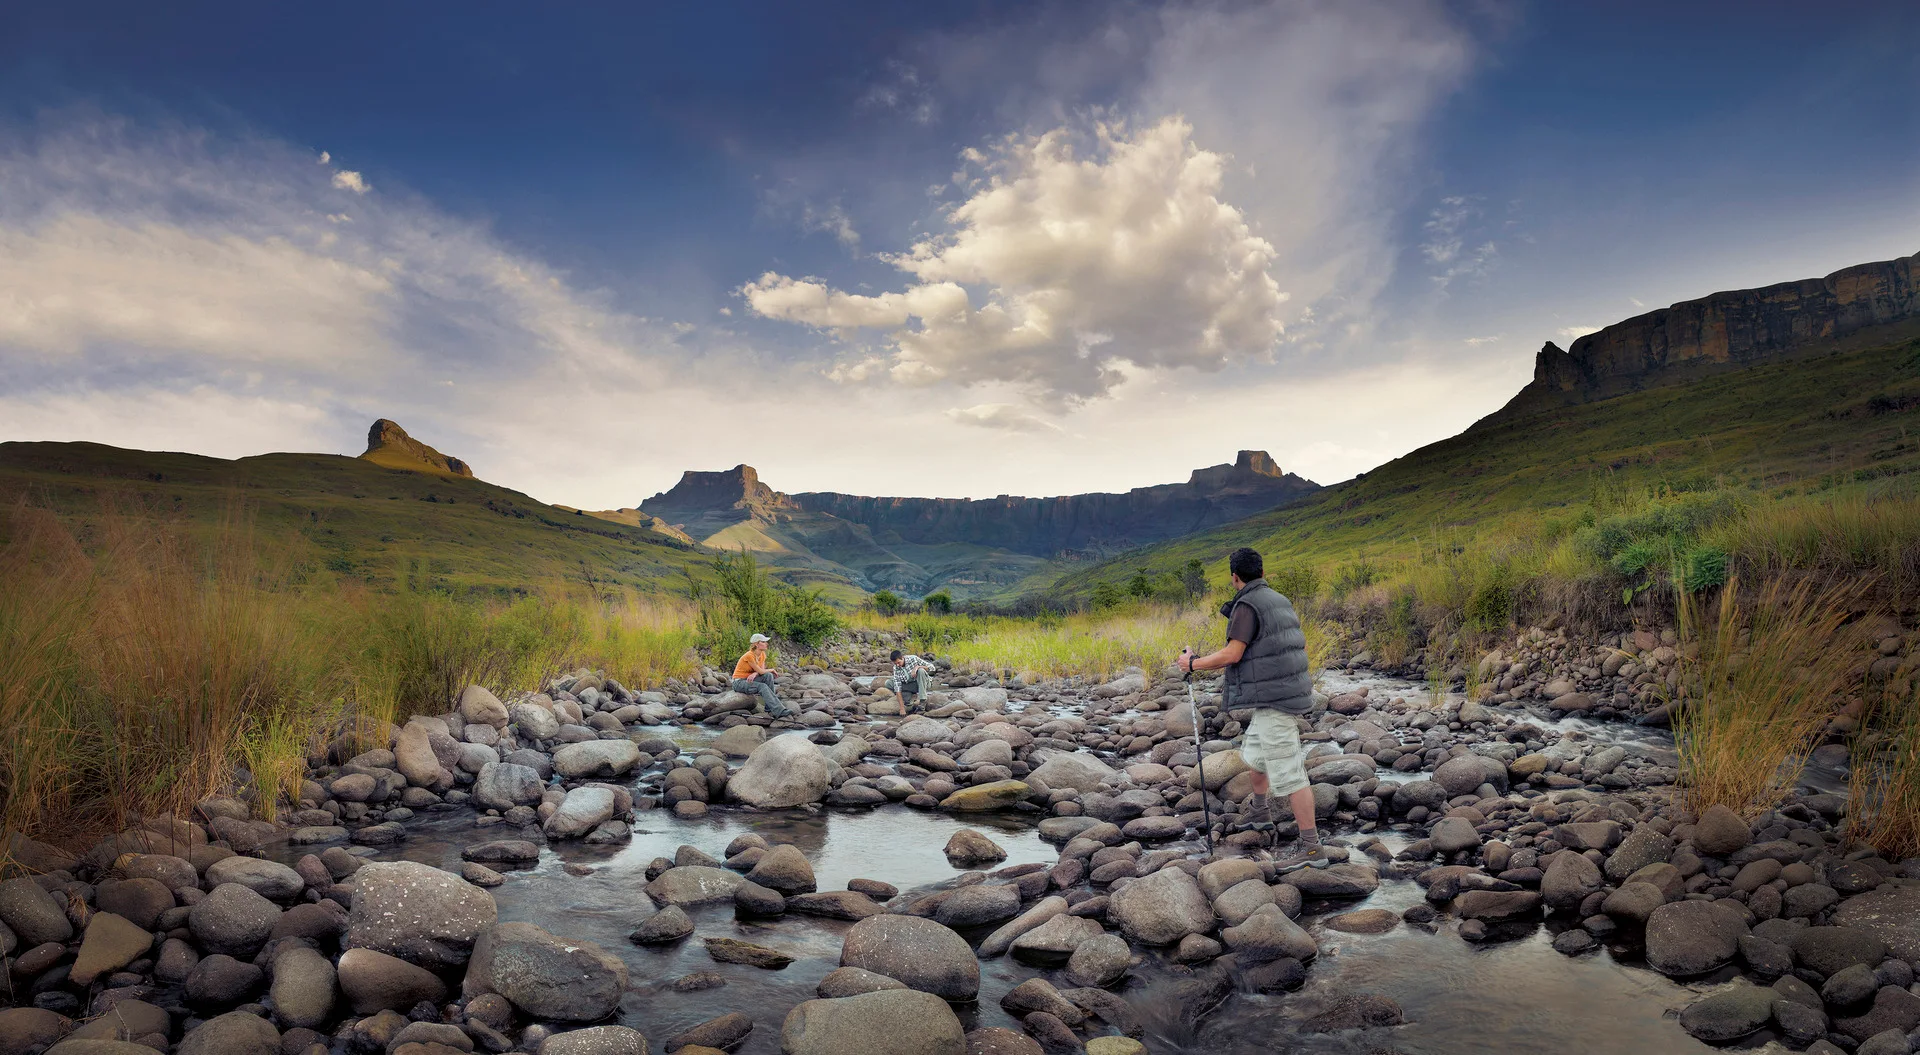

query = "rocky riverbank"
[2, 628, 1916, 1055]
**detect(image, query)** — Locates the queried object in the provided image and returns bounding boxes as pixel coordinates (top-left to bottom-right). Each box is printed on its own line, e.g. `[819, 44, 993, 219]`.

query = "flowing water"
[270, 674, 1768, 1054]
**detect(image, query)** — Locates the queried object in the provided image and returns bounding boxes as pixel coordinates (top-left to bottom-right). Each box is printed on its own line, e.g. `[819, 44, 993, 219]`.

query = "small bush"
[922, 589, 954, 615]
[1267, 563, 1321, 604]
[1680, 546, 1729, 592]
[1126, 571, 1153, 598]
[872, 590, 904, 616]
[1180, 559, 1208, 599]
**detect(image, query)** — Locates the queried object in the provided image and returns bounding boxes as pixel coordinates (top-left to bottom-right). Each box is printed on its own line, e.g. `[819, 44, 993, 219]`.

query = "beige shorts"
[1240, 709, 1310, 796]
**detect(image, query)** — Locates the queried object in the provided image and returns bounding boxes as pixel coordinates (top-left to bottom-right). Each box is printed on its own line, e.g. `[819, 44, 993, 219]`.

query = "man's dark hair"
[1229, 547, 1263, 583]
[890, 649, 903, 662]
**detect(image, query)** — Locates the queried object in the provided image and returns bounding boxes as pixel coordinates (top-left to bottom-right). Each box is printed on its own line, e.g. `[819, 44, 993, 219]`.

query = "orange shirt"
[733, 650, 765, 679]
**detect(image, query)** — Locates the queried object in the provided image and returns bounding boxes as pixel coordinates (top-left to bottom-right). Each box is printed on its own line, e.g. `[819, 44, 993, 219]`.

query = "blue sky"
[2, 1, 1915, 507]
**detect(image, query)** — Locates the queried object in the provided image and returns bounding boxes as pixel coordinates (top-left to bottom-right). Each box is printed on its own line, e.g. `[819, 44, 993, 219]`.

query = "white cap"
[749, 633, 770, 643]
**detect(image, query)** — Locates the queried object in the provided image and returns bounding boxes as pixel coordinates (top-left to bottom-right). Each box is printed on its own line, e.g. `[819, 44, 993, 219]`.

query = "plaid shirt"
[889, 653, 936, 684]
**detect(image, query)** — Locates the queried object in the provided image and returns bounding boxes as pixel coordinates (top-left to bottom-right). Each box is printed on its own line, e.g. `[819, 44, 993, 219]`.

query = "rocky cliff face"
[642, 451, 1318, 558]
[1489, 250, 1920, 420]
[360, 419, 474, 477]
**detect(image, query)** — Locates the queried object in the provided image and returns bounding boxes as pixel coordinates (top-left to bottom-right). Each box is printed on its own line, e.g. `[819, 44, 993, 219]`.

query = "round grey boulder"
[189, 883, 281, 958]
[1645, 899, 1746, 977]
[781, 989, 965, 1055]
[728, 735, 833, 808]
[176, 1010, 279, 1055]
[840, 915, 979, 1001]
[1108, 866, 1214, 945]
[346, 860, 497, 970]
[205, 857, 306, 902]
[463, 922, 628, 1022]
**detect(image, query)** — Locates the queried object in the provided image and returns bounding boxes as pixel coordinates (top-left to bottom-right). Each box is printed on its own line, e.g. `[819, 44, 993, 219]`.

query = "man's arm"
[1180, 639, 1247, 673]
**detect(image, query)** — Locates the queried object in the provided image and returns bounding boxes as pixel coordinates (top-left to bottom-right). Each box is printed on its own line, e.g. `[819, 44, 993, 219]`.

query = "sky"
[2, 0, 1917, 508]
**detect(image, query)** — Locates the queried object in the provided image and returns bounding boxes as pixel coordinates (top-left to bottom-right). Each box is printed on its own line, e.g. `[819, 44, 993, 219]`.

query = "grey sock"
[1299, 825, 1321, 848]
[1265, 796, 1286, 829]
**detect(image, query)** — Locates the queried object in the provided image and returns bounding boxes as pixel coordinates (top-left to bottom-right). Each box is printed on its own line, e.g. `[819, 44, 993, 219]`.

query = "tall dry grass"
[942, 605, 1214, 682]
[1670, 576, 1870, 818]
[1849, 685, 1920, 859]
[0, 502, 699, 846]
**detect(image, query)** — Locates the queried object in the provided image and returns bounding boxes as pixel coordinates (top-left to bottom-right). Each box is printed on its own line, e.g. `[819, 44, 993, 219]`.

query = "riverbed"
[271, 674, 1749, 1054]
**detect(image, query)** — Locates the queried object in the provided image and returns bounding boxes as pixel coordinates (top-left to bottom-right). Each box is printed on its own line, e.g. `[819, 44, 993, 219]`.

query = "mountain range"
[3, 249, 1915, 604]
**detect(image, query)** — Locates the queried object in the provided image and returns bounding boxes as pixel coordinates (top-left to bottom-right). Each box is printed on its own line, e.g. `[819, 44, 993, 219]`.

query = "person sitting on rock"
[732, 634, 792, 717]
[887, 649, 937, 712]
[1178, 546, 1326, 873]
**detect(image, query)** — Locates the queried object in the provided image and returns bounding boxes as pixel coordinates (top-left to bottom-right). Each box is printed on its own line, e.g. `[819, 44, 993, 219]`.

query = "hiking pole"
[1183, 650, 1215, 858]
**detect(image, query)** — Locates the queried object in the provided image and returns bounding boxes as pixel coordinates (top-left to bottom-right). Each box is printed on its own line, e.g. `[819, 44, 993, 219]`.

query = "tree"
[1089, 581, 1124, 610]
[1126, 571, 1153, 598]
[1180, 558, 1208, 600]
[922, 589, 953, 614]
[872, 590, 903, 616]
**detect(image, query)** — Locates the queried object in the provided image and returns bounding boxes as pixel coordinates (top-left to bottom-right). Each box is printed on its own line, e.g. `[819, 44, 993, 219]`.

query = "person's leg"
[755, 672, 790, 716]
[1258, 711, 1325, 872]
[911, 670, 928, 710]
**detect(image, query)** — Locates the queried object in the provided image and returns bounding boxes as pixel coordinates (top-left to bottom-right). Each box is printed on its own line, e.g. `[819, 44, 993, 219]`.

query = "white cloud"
[944, 402, 1062, 432]
[331, 169, 369, 194]
[1557, 325, 1601, 340]
[744, 116, 1287, 401]
[316, 150, 330, 165]
[800, 202, 860, 250]
[860, 60, 936, 125]
[1462, 334, 1503, 346]
[1422, 195, 1498, 289]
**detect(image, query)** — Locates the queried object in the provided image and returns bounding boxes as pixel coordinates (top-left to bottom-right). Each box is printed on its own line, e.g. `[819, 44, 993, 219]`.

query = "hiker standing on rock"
[887, 649, 937, 712]
[732, 634, 792, 717]
[1178, 546, 1327, 873]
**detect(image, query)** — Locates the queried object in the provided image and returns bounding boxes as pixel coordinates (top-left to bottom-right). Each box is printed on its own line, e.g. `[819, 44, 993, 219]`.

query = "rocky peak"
[360, 419, 473, 477]
[1484, 249, 1920, 423]
[645, 464, 791, 515]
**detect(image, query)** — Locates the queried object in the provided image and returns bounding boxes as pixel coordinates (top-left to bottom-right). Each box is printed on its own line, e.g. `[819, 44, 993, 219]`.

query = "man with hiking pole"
[1178, 546, 1328, 873]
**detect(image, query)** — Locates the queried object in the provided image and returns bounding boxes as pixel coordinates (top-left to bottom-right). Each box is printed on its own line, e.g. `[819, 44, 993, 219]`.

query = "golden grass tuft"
[1849, 685, 1920, 859]
[1670, 576, 1871, 818]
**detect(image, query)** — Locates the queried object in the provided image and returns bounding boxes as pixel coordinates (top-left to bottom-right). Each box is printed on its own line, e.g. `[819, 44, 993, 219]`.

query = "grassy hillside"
[0, 441, 720, 598]
[1051, 334, 1920, 611]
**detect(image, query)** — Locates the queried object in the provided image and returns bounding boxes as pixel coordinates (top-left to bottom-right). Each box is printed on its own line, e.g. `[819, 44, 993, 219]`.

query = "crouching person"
[887, 649, 936, 712]
[732, 633, 792, 718]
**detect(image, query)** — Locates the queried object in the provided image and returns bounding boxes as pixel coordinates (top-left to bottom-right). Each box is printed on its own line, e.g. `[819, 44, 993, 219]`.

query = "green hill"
[0, 440, 715, 598]
[1049, 332, 1920, 603]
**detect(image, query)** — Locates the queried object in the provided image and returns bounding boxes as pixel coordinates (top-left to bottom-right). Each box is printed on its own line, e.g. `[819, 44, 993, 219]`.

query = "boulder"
[204, 857, 306, 901]
[346, 860, 497, 969]
[460, 684, 510, 728]
[840, 915, 980, 1001]
[713, 724, 767, 758]
[1221, 903, 1317, 963]
[745, 844, 817, 895]
[539, 1026, 649, 1055]
[944, 830, 1008, 867]
[176, 1011, 278, 1055]
[1692, 804, 1752, 856]
[1646, 900, 1746, 977]
[544, 786, 617, 839]
[1030, 752, 1121, 793]
[897, 717, 955, 746]
[473, 762, 545, 811]
[552, 740, 641, 779]
[644, 866, 745, 906]
[1541, 850, 1604, 914]
[940, 781, 1032, 811]
[70, 912, 153, 986]
[338, 947, 448, 1014]
[934, 884, 1021, 928]
[189, 882, 281, 958]
[394, 720, 452, 790]
[1108, 867, 1214, 945]
[1429, 817, 1481, 855]
[0, 877, 74, 947]
[728, 735, 833, 808]
[1832, 885, 1920, 961]
[781, 989, 965, 1055]
[464, 922, 628, 1022]
[269, 945, 337, 1029]
[511, 701, 561, 740]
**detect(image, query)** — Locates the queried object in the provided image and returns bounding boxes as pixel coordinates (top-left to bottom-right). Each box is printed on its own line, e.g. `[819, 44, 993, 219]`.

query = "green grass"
[1052, 336, 1920, 630]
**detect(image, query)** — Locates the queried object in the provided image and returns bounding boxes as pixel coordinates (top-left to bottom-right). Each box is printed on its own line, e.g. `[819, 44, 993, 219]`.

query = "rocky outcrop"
[1487, 250, 1920, 421]
[642, 450, 1318, 559]
[360, 419, 474, 477]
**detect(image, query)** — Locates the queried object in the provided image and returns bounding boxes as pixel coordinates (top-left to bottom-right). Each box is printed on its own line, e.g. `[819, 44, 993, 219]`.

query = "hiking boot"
[1269, 841, 1330, 874]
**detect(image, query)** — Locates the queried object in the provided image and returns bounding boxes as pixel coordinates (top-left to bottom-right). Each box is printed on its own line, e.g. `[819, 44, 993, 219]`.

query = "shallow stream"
[268, 674, 1790, 1054]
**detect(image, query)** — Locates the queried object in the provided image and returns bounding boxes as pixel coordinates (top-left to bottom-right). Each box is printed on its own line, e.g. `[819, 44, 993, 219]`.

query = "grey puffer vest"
[1221, 579, 1314, 714]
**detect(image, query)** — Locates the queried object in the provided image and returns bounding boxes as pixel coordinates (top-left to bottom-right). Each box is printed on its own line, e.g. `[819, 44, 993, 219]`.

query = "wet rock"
[1831, 884, 1920, 961]
[979, 897, 1068, 958]
[945, 830, 1008, 867]
[628, 905, 694, 944]
[184, 952, 264, 1010]
[545, 786, 617, 839]
[459, 684, 510, 727]
[1600, 882, 1666, 925]
[337, 947, 447, 1014]
[1064, 933, 1131, 987]
[0, 1008, 69, 1053]
[1823, 962, 1881, 1007]
[665, 1011, 754, 1051]
[841, 915, 980, 1001]
[941, 781, 1032, 811]
[1221, 903, 1317, 963]
[1454, 890, 1541, 922]
[713, 723, 766, 758]
[936, 884, 1021, 928]
[1791, 926, 1888, 978]
[644, 866, 745, 906]
[1325, 908, 1399, 934]
[1429, 817, 1481, 855]
[745, 844, 817, 895]
[1678, 981, 1775, 1042]
[1108, 867, 1213, 945]
[705, 936, 795, 969]
[966, 1027, 1045, 1055]
[781, 989, 965, 1055]
[1302, 993, 1402, 1032]
[728, 736, 833, 808]
[205, 856, 307, 901]
[189, 882, 281, 958]
[817, 966, 908, 998]
[176, 1010, 278, 1055]
[1212, 878, 1277, 927]
[787, 890, 885, 920]
[1283, 862, 1379, 900]
[1832, 987, 1920, 1043]
[1604, 825, 1673, 882]
[346, 860, 497, 969]
[539, 1025, 648, 1055]
[1541, 850, 1604, 914]
[1692, 804, 1752, 856]
[464, 921, 628, 1022]
[1645, 900, 1746, 977]
[1012, 914, 1105, 965]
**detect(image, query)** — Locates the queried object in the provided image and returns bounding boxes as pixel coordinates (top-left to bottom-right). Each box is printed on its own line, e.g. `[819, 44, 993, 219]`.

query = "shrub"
[1680, 546, 1729, 592]
[1089, 581, 1124, 610]
[1180, 558, 1208, 599]
[1332, 559, 1379, 597]
[1126, 571, 1153, 598]
[1267, 562, 1321, 604]
[922, 589, 954, 615]
[872, 590, 904, 616]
